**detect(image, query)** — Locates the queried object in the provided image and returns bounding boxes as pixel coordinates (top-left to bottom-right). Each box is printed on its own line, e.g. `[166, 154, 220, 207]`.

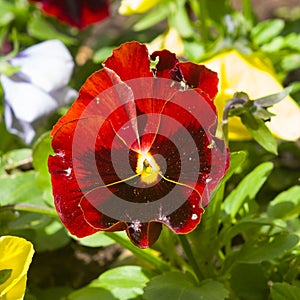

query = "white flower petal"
[50, 86, 78, 106]
[1, 75, 58, 122]
[9, 40, 74, 92]
[4, 102, 36, 144]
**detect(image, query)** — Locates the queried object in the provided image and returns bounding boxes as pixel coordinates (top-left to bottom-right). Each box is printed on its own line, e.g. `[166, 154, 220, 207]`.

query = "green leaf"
[251, 19, 285, 45]
[90, 266, 150, 300]
[240, 111, 278, 154]
[144, 272, 229, 300]
[32, 132, 53, 194]
[170, 1, 194, 38]
[104, 232, 171, 272]
[267, 185, 300, 219]
[270, 282, 300, 300]
[72, 232, 115, 248]
[206, 0, 233, 23]
[93, 47, 114, 63]
[254, 86, 293, 107]
[182, 41, 205, 61]
[222, 162, 273, 220]
[219, 217, 285, 247]
[32, 287, 73, 300]
[210, 151, 247, 201]
[237, 233, 299, 264]
[69, 287, 117, 300]
[281, 54, 300, 71]
[0, 1, 14, 26]
[133, 5, 169, 31]
[230, 263, 268, 300]
[34, 220, 70, 252]
[2, 148, 32, 172]
[190, 151, 248, 267]
[27, 15, 76, 45]
[261, 36, 285, 52]
[0, 60, 21, 76]
[284, 33, 300, 51]
[0, 171, 44, 206]
[0, 269, 12, 285]
[32, 132, 55, 207]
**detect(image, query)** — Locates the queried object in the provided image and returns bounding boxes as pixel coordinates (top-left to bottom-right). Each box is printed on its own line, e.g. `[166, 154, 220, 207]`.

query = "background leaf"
[251, 19, 285, 45]
[267, 185, 300, 219]
[144, 272, 229, 300]
[0, 269, 12, 285]
[27, 15, 76, 45]
[240, 112, 278, 154]
[270, 282, 300, 300]
[222, 162, 273, 220]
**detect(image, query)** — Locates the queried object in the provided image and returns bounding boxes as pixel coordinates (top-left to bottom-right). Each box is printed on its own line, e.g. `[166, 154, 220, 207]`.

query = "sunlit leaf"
[72, 232, 115, 248]
[0, 171, 44, 206]
[251, 19, 285, 45]
[222, 162, 273, 220]
[267, 185, 300, 219]
[0, 1, 14, 26]
[133, 6, 169, 31]
[28, 15, 76, 45]
[240, 112, 278, 154]
[88, 266, 150, 300]
[281, 54, 300, 71]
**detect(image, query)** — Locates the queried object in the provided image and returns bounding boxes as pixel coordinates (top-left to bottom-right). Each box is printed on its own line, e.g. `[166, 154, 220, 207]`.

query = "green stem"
[104, 232, 172, 273]
[1, 204, 58, 217]
[222, 98, 247, 145]
[198, 0, 209, 43]
[178, 234, 204, 282]
[242, 0, 254, 25]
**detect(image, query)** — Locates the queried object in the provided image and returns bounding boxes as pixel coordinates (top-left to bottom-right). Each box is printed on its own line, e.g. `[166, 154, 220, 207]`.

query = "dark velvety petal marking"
[30, 0, 109, 29]
[103, 42, 153, 81]
[150, 50, 178, 78]
[170, 62, 219, 99]
[126, 222, 162, 248]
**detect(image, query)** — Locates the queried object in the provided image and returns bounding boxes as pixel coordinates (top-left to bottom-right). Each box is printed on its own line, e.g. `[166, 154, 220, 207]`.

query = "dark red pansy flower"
[48, 41, 230, 248]
[30, 0, 109, 29]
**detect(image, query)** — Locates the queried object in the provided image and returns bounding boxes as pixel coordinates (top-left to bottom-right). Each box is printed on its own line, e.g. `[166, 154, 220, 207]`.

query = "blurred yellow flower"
[203, 50, 300, 141]
[119, 0, 162, 15]
[0, 236, 34, 300]
[147, 28, 184, 57]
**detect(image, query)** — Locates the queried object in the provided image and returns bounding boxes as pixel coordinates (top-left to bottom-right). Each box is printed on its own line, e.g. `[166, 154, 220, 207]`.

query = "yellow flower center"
[136, 153, 160, 184]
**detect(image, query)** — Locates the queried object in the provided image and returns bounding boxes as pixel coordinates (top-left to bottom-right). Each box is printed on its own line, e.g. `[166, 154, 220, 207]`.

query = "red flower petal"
[170, 62, 219, 99]
[103, 42, 153, 81]
[30, 0, 109, 29]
